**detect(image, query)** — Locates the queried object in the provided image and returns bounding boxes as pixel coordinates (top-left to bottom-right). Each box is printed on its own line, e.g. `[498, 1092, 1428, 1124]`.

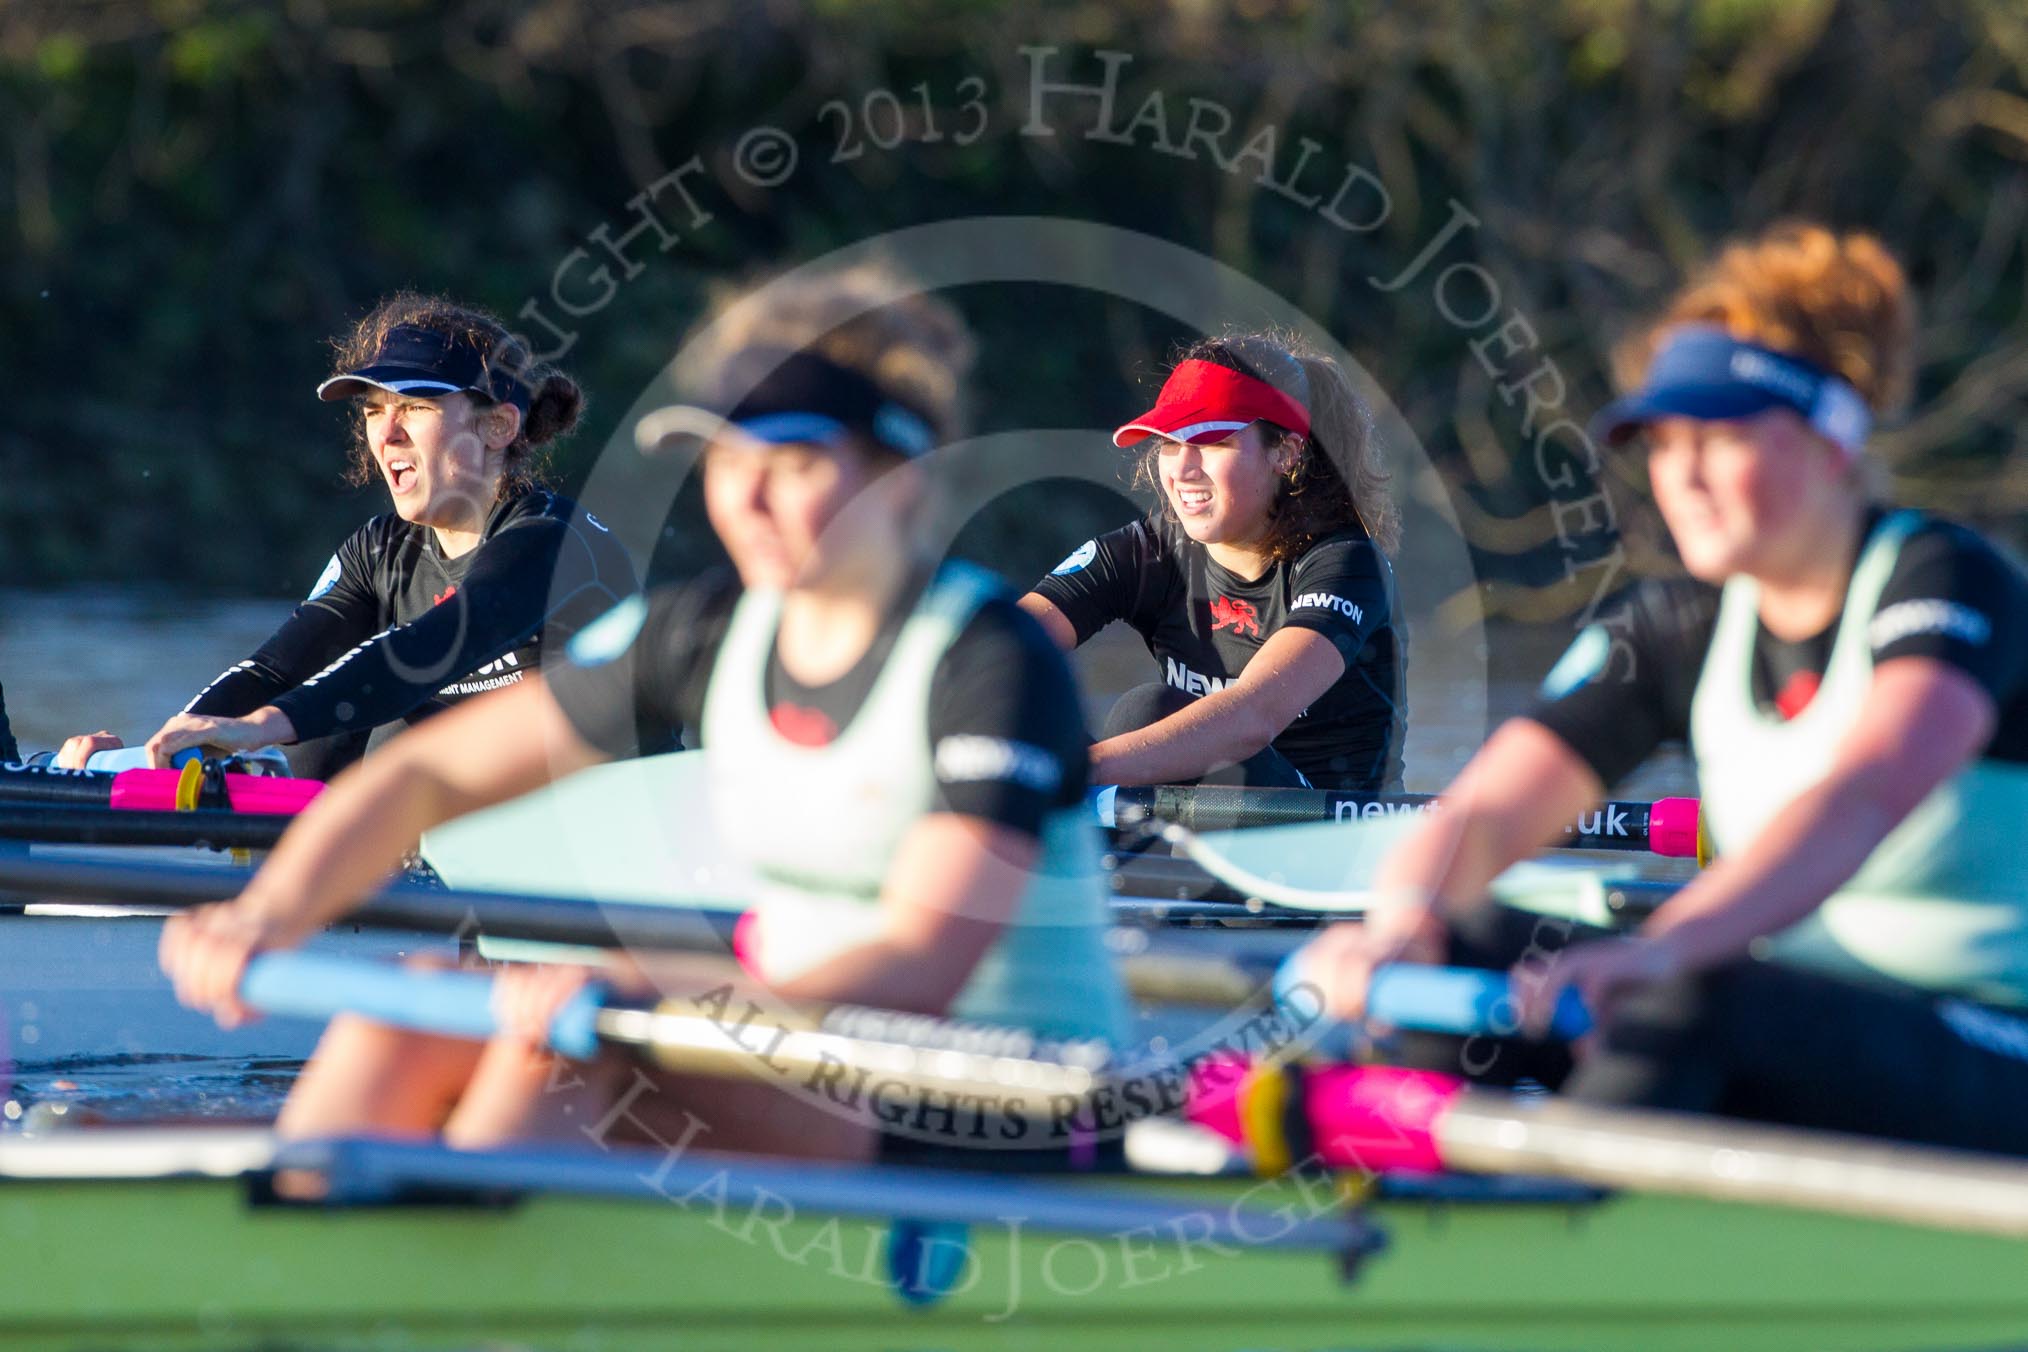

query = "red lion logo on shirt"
[1209, 594, 1261, 638]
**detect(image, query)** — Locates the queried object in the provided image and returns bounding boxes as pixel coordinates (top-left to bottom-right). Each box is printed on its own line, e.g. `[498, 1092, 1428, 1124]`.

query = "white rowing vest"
[1691, 510, 2028, 1004]
[700, 564, 1129, 1044]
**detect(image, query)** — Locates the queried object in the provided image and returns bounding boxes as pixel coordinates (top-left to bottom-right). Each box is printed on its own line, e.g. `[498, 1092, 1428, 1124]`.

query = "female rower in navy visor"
[56, 294, 647, 775]
[1022, 332, 1405, 792]
[160, 268, 1125, 1160]
[1298, 224, 2028, 1155]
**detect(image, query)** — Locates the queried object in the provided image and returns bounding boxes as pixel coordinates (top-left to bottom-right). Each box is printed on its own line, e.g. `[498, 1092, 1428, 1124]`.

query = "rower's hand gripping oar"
[1269, 954, 1596, 1060]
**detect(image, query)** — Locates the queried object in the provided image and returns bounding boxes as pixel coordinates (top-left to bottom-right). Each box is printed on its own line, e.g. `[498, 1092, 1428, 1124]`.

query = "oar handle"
[1185, 1057, 1463, 1174]
[0, 762, 324, 815]
[238, 952, 606, 1057]
[109, 767, 324, 815]
[234, 952, 1116, 1110]
[0, 805, 289, 850]
[1369, 965, 1593, 1039]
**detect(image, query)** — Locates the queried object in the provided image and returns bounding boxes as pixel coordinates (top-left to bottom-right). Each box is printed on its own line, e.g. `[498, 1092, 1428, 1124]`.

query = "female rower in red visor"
[1021, 333, 1406, 791]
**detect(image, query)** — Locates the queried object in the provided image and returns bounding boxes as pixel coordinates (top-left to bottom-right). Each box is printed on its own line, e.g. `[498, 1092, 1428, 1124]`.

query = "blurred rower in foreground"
[58, 294, 644, 777]
[159, 265, 1128, 1162]
[1301, 222, 2028, 1153]
[1021, 333, 1406, 791]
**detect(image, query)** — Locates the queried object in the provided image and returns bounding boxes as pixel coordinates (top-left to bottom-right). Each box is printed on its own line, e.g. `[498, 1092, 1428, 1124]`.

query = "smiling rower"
[1021, 333, 1405, 791]
[56, 295, 646, 775]
[1301, 223, 2028, 1154]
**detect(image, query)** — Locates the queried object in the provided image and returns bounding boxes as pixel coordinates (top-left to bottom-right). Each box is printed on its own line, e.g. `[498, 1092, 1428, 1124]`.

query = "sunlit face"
[1644, 409, 1843, 582]
[1157, 423, 1290, 548]
[703, 435, 903, 590]
[359, 390, 512, 528]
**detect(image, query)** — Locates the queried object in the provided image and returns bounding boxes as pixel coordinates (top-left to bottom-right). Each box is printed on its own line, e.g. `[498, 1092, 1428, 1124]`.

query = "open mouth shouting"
[386, 457, 419, 496]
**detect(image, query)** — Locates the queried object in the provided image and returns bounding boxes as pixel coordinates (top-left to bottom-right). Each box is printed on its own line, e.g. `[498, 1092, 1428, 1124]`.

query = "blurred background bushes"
[1, 0, 2023, 613]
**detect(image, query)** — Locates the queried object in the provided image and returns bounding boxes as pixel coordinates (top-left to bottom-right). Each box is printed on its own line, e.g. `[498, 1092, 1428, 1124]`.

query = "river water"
[0, 585, 1695, 1125]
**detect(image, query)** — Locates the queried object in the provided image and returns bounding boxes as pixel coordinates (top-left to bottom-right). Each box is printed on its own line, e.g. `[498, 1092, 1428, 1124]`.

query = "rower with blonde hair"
[1301, 222, 2028, 1152]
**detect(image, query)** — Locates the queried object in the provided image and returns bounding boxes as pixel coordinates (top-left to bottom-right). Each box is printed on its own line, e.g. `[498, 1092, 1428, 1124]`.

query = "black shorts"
[1390, 904, 2028, 1158]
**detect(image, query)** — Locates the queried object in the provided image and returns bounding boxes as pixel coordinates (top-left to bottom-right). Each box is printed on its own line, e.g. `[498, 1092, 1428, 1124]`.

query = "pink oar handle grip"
[106, 769, 325, 815]
[1647, 796, 1703, 861]
[222, 775, 325, 815]
[1186, 1055, 1461, 1174]
[732, 909, 764, 975]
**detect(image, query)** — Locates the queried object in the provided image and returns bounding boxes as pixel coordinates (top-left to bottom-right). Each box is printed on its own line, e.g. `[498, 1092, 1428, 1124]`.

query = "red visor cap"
[1111, 358, 1312, 449]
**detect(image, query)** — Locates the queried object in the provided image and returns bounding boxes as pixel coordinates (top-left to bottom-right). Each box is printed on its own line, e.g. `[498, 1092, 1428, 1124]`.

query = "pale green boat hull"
[3, 1158, 2025, 1350]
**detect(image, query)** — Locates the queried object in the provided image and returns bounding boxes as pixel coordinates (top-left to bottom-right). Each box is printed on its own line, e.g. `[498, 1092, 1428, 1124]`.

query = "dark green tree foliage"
[2, 0, 2022, 608]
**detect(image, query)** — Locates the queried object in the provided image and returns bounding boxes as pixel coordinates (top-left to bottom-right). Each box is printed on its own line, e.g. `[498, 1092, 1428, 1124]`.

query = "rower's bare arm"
[1305, 719, 1604, 1020]
[162, 686, 599, 1028]
[766, 813, 1038, 1016]
[1016, 593, 1079, 651]
[234, 677, 607, 939]
[1373, 718, 1606, 911]
[1643, 657, 1997, 972]
[1088, 627, 1344, 785]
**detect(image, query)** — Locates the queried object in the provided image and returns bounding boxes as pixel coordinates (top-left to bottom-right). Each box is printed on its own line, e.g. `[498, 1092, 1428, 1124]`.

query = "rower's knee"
[276, 1015, 487, 1141]
[441, 1039, 623, 1150]
[1101, 682, 1192, 739]
[315, 1011, 454, 1065]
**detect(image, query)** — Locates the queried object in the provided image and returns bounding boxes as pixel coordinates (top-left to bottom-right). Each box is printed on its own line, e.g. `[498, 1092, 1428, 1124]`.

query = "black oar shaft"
[1105, 852, 1250, 903]
[1123, 785, 1670, 853]
[0, 854, 744, 949]
[0, 853, 1279, 1006]
[0, 806, 286, 849]
[0, 763, 115, 807]
[0, 806, 1344, 912]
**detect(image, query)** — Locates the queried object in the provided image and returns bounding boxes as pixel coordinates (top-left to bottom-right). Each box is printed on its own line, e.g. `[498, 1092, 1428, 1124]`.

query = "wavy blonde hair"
[684, 262, 975, 455]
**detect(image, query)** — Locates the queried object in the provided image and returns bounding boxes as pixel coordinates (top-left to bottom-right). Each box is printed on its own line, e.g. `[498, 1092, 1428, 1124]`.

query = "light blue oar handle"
[1368, 965, 1592, 1040]
[238, 952, 606, 1058]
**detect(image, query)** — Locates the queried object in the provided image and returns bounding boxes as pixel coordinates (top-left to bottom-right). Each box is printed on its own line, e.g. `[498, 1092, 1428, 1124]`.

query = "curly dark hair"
[327, 292, 584, 498]
[1130, 331, 1399, 562]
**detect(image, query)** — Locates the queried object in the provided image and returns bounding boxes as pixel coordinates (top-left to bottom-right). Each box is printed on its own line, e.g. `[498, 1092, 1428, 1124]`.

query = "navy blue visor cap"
[1589, 326, 1872, 456]
[317, 324, 531, 412]
[634, 348, 939, 460]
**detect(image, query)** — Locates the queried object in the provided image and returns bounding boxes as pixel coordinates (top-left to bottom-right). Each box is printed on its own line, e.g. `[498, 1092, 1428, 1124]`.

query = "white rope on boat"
[1157, 822, 1377, 913]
